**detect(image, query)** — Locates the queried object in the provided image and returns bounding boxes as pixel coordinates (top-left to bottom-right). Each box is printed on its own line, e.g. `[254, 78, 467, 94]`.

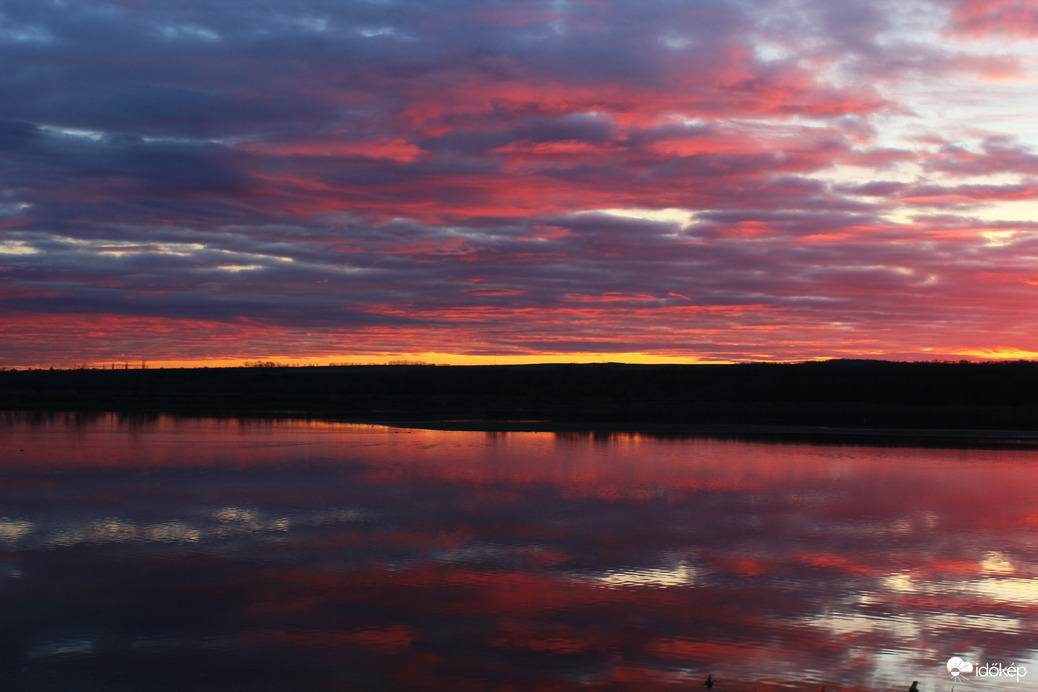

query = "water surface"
[2, 413, 1037, 691]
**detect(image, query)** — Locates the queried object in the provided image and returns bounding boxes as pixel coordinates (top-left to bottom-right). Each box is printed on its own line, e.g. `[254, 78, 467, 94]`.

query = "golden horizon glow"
[12, 349, 1035, 371]
[14, 352, 733, 370]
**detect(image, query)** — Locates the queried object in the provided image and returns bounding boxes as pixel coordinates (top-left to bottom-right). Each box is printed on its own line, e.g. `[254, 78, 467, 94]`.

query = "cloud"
[949, 0, 1038, 38]
[3, 0, 1038, 365]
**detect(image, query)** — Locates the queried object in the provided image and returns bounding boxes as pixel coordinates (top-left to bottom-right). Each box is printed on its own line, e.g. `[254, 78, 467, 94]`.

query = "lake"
[1, 413, 1037, 691]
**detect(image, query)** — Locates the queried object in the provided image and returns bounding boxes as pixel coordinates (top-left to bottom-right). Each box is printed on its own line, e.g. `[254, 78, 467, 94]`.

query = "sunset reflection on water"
[2, 413, 1037, 691]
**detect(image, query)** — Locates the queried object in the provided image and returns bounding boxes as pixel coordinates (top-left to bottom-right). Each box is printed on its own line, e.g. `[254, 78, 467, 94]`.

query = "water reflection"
[1, 413, 1037, 690]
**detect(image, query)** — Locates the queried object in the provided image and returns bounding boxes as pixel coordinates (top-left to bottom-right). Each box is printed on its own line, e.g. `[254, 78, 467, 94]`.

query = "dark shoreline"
[6, 360, 1038, 446]
[370, 420, 1038, 450]
[9, 410, 1038, 450]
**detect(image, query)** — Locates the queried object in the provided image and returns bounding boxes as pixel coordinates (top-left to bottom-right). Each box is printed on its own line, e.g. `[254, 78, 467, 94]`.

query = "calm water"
[2, 414, 1037, 691]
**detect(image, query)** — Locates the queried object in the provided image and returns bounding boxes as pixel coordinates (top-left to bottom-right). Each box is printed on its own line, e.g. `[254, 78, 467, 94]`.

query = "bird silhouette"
[704, 673, 714, 688]
[908, 682, 919, 692]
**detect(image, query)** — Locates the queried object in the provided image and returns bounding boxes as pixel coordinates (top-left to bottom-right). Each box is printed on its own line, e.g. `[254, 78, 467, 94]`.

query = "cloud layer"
[3, 0, 1038, 365]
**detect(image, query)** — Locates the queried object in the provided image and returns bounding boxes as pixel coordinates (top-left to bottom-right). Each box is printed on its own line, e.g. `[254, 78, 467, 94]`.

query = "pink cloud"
[240, 138, 428, 163]
[950, 0, 1038, 38]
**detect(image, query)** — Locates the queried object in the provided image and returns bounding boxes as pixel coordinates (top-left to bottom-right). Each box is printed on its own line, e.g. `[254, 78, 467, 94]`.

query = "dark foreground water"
[1, 414, 1037, 691]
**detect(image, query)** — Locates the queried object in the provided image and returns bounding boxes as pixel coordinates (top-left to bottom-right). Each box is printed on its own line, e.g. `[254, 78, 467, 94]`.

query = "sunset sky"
[4, 0, 1038, 367]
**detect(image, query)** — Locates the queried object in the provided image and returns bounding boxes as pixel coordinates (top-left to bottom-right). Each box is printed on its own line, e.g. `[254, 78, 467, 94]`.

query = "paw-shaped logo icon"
[947, 656, 974, 678]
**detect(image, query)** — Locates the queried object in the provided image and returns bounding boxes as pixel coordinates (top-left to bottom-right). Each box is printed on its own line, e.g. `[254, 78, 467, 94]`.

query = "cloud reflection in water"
[1, 414, 1037, 691]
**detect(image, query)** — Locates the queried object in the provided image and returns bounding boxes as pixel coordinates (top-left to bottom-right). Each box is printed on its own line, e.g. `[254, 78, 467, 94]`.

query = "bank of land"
[5, 360, 1038, 440]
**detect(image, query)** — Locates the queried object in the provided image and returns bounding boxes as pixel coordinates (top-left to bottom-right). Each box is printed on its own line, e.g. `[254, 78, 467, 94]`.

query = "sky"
[4, 0, 1038, 367]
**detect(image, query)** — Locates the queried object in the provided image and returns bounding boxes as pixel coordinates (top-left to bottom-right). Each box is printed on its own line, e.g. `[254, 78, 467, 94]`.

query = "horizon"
[4, 0, 1038, 367]
[3, 356, 1023, 371]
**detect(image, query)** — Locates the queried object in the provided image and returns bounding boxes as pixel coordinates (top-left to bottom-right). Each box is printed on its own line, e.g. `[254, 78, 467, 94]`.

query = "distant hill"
[4, 360, 1038, 432]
